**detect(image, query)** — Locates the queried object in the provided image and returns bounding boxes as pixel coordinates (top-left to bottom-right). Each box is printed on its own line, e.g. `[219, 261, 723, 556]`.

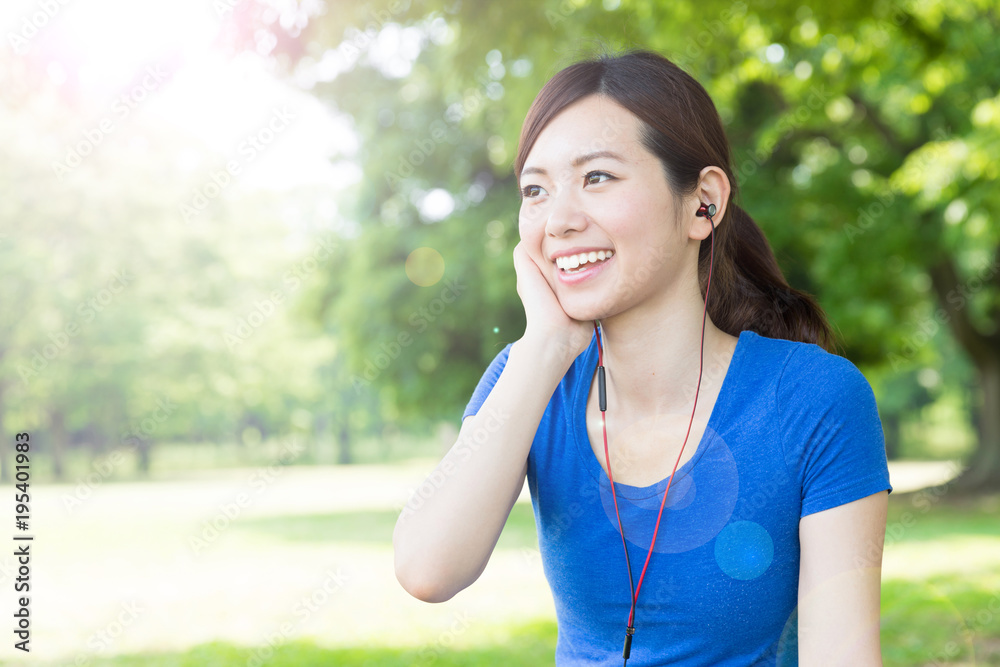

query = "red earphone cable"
[596, 324, 637, 620]
[596, 210, 716, 662]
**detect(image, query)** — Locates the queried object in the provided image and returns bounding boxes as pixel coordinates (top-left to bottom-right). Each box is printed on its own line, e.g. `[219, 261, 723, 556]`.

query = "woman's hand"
[512, 242, 594, 363]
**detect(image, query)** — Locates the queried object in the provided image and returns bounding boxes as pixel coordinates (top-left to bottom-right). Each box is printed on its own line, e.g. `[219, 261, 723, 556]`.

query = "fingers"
[512, 243, 591, 358]
[513, 242, 552, 306]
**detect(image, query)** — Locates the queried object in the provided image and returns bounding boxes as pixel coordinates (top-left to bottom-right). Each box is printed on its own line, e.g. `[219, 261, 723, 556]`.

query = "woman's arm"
[797, 490, 889, 666]
[394, 243, 593, 603]
[392, 335, 577, 603]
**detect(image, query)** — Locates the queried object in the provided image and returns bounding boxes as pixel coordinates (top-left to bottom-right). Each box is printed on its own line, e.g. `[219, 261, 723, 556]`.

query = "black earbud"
[696, 203, 717, 218]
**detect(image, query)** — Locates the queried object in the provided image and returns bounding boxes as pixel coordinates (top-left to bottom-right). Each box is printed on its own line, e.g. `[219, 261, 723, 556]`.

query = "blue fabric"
[462, 329, 892, 666]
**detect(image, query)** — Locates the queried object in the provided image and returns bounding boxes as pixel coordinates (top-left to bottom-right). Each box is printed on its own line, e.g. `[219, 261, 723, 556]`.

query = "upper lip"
[548, 246, 615, 262]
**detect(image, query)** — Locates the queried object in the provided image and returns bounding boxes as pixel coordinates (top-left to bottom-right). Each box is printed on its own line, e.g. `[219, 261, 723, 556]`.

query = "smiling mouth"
[555, 250, 615, 273]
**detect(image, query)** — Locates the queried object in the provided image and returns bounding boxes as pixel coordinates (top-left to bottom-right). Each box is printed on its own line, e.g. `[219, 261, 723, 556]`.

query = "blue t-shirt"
[462, 329, 892, 666]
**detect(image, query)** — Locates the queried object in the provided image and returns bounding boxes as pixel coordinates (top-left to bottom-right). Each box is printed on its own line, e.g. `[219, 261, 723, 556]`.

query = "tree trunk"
[928, 255, 1000, 493]
[50, 409, 66, 481]
[960, 358, 1000, 490]
[337, 422, 352, 464]
[136, 440, 151, 475]
[882, 412, 901, 461]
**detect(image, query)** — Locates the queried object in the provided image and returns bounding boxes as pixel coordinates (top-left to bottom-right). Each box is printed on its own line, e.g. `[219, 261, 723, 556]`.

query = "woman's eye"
[585, 171, 614, 186]
[521, 184, 544, 198]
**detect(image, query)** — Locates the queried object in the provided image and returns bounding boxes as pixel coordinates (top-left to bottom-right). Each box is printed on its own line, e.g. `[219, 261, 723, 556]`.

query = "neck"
[598, 286, 736, 418]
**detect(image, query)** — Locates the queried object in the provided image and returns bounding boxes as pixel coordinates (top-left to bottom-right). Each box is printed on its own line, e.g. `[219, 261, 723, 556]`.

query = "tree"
[0, 53, 341, 478]
[239, 0, 999, 488]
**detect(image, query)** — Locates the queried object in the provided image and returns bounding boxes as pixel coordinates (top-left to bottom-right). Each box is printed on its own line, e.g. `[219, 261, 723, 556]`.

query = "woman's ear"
[687, 166, 731, 241]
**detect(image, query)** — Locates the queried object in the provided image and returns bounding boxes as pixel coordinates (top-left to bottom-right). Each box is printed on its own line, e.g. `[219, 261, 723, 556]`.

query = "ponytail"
[699, 204, 838, 354]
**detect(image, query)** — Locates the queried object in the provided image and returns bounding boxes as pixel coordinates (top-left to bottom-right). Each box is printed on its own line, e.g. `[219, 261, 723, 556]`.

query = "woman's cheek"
[518, 199, 549, 232]
[517, 208, 532, 240]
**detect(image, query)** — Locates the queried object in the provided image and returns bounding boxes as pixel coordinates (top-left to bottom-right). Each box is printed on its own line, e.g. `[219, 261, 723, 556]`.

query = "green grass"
[15, 463, 1000, 667]
[885, 489, 1000, 542]
[220, 493, 1000, 667]
[880, 491, 1000, 666]
[57, 619, 559, 666]
[231, 502, 539, 549]
[882, 574, 1000, 666]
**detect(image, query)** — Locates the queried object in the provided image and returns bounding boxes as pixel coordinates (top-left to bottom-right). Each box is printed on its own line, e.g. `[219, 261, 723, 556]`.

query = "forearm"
[393, 336, 575, 602]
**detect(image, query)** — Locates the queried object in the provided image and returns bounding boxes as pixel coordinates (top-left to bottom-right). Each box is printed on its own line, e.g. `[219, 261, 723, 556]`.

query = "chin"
[560, 297, 611, 324]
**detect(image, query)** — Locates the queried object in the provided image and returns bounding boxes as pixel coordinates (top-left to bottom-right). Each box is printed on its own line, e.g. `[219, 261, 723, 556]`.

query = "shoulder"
[461, 343, 514, 420]
[746, 332, 890, 493]
[739, 330, 883, 463]
[741, 330, 874, 404]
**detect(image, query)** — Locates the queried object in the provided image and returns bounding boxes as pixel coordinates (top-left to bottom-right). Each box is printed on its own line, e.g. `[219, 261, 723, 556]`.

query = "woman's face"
[518, 94, 698, 323]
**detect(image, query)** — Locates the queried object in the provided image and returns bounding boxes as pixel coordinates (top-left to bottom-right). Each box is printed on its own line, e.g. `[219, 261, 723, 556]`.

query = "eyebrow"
[520, 150, 629, 178]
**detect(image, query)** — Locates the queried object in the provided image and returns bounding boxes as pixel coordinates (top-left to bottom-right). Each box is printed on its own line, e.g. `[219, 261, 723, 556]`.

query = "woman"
[394, 48, 891, 666]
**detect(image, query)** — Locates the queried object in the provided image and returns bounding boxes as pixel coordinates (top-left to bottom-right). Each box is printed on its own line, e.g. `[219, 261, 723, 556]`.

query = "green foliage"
[3, 0, 998, 470]
[0, 59, 340, 473]
[261, 0, 1000, 445]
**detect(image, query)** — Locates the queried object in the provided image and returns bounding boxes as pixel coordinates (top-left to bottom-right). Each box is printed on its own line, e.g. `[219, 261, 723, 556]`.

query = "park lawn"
[880, 491, 1000, 666]
[10, 465, 1000, 667]
[59, 620, 558, 666]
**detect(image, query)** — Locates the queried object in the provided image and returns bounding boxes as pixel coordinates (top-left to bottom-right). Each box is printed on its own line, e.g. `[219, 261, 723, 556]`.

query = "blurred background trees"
[2, 0, 997, 490]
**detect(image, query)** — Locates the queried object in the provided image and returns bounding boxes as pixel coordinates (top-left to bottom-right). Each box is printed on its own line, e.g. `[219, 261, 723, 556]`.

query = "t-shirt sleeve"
[778, 346, 893, 518]
[461, 343, 513, 421]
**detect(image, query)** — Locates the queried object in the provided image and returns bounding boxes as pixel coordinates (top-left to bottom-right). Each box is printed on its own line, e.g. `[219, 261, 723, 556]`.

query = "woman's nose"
[544, 187, 589, 238]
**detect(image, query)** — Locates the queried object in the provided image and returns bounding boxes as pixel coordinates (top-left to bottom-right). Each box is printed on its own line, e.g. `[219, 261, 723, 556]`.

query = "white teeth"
[555, 250, 615, 271]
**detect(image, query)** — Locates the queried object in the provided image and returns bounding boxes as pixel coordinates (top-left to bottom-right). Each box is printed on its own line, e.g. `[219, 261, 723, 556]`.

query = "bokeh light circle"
[598, 425, 739, 554]
[714, 521, 774, 580]
[405, 247, 445, 286]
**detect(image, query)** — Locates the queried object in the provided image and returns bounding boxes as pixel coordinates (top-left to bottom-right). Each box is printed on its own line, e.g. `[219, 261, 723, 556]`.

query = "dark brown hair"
[514, 48, 837, 353]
